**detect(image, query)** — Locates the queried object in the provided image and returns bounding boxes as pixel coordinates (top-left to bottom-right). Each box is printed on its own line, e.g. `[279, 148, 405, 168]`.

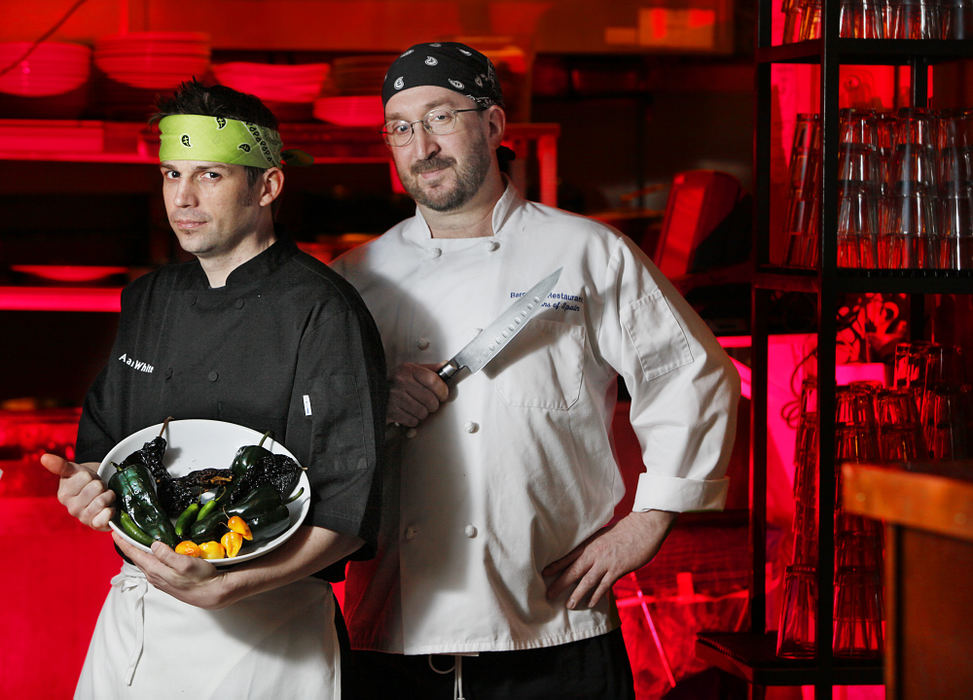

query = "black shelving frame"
[697, 1, 973, 697]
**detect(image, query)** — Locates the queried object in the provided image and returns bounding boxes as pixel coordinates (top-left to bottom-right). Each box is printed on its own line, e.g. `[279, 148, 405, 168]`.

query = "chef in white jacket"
[332, 41, 740, 700]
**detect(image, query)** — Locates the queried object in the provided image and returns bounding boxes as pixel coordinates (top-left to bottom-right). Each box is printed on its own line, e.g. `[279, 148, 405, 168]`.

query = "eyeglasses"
[382, 106, 488, 147]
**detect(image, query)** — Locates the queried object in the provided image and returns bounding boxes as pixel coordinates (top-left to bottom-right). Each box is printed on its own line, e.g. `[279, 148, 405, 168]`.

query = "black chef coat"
[76, 237, 387, 577]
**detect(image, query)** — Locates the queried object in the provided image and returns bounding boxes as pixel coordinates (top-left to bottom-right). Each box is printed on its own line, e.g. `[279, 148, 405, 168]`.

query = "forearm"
[214, 525, 362, 607]
[621, 508, 677, 553]
[543, 507, 677, 608]
[119, 523, 364, 610]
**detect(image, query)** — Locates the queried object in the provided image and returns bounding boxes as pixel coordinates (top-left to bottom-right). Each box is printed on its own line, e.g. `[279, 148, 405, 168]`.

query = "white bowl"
[98, 418, 310, 567]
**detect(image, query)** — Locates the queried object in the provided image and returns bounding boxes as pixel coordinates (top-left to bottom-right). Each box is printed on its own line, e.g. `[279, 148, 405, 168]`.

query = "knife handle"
[437, 361, 459, 382]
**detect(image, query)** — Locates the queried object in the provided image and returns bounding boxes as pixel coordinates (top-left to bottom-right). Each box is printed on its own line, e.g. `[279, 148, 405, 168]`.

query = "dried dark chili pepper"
[258, 453, 303, 500]
[121, 416, 173, 484]
[158, 467, 233, 515]
[228, 452, 303, 504]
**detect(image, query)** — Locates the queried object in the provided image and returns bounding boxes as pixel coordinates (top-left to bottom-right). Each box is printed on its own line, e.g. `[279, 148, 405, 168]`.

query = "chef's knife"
[436, 267, 562, 382]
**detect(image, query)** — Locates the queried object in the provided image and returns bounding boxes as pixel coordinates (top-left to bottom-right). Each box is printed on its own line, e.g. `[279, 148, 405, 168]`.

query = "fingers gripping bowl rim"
[98, 419, 310, 567]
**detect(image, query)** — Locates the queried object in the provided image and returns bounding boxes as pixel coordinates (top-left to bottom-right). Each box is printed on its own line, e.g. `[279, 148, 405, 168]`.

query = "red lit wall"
[0, 0, 736, 54]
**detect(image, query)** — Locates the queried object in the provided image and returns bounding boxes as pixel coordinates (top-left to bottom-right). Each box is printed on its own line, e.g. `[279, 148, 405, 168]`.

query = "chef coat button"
[405, 428, 418, 439]
[404, 525, 418, 541]
[207, 371, 219, 382]
[416, 337, 430, 350]
[464, 421, 479, 434]
[165, 367, 173, 380]
[430, 247, 442, 258]
[485, 240, 500, 252]
[464, 524, 478, 538]
[235, 298, 245, 309]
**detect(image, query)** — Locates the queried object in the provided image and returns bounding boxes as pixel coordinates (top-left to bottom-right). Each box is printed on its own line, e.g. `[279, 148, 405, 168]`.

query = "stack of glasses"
[783, 113, 823, 268]
[777, 378, 820, 658]
[782, 107, 973, 270]
[777, 351, 970, 659]
[778, 382, 887, 658]
[832, 383, 886, 659]
[893, 340, 970, 459]
[782, 0, 972, 41]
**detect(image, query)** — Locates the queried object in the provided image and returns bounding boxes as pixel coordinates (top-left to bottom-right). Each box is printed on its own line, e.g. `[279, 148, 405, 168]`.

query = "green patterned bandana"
[159, 114, 288, 168]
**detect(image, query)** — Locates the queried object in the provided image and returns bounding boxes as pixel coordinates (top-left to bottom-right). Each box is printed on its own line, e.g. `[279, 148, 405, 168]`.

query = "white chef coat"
[333, 183, 739, 656]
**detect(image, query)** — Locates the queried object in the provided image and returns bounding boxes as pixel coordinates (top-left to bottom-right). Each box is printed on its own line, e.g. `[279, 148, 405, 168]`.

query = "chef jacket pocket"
[495, 319, 585, 410]
[622, 288, 694, 381]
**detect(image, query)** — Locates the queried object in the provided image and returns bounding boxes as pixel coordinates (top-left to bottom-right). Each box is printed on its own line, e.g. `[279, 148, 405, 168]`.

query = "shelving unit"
[0, 119, 559, 203]
[696, 2, 973, 698]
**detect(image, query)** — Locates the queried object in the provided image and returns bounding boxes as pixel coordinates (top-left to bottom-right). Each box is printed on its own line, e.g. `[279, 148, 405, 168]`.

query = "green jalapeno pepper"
[197, 486, 230, 520]
[230, 431, 274, 478]
[109, 459, 178, 547]
[243, 504, 291, 543]
[188, 485, 293, 544]
[174, 502, 200, 538]
[118, 511, 155, 547]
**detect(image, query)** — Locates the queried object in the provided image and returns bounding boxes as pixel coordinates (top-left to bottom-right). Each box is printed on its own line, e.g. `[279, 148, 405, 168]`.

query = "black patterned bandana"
[382, 42, 504, 109]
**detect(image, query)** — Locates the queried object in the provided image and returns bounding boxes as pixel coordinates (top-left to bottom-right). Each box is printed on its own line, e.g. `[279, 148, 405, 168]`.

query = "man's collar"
[222, 237, 298, 287]
[406, 178, 523, 244]
[490, 176, 523, 235]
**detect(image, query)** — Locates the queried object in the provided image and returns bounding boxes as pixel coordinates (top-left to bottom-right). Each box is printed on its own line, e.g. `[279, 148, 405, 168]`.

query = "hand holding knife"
[436, 267, 562, 382]
[387, 268, 562, 427]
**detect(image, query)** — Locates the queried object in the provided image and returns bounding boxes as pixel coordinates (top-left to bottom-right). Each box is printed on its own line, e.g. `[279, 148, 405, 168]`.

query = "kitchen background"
[3, 1, 973, 699]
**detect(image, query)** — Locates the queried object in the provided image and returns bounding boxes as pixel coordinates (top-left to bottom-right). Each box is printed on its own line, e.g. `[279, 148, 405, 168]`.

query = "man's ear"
[484, 105, 506, 149]
[258, 167, 284, 207]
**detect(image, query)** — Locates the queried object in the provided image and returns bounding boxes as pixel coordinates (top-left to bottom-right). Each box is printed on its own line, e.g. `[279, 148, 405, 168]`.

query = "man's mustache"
[411, 156, 456, 175]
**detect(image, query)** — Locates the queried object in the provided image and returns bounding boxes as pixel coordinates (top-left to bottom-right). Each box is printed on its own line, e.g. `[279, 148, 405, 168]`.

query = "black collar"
[183, 237, 299, 290]
[223, 237, 298, 287]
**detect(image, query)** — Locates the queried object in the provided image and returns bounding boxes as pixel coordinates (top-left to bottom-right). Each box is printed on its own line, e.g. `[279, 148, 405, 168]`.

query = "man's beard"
[403, 133, 492, 212]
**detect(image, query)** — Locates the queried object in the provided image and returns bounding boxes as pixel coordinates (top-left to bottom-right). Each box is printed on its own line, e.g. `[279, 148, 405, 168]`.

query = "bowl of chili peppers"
[97, 418, 310, 566]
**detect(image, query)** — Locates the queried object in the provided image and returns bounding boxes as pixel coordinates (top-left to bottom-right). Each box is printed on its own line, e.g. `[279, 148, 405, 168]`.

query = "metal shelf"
[753, 267, 973, 295]
[757, 39, 973, 65]
[696, 633, 883, 687]
[732, 1, 970, 696]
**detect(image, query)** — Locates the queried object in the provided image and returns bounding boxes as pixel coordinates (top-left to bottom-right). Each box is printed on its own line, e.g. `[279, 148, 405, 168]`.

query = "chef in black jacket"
[40, 80, 386, 699]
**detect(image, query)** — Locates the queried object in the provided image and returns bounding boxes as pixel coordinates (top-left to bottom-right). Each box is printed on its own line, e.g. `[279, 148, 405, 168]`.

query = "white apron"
[76, 563, 340, 699]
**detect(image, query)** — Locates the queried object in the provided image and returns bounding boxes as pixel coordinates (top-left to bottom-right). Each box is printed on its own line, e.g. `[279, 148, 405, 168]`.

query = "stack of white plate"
[212, 62, 329, 121]
[312, 95, 383, 127]
[91, 32, 210, 120]
[0, 41, 91, 117]
[312, 55, 392, 127]
[329, 55, 395, 96]
[94, 32, 210, 90]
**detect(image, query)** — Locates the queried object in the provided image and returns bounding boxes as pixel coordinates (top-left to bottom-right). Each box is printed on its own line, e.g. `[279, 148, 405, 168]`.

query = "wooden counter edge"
[841, 462, 973, 543]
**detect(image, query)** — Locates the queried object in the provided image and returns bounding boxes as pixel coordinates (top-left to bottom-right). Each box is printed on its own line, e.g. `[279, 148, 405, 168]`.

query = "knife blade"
[436, 267, 562, 382]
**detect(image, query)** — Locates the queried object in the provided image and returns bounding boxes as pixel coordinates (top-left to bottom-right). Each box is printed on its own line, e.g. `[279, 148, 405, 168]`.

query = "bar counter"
[842, 460, 973, 700]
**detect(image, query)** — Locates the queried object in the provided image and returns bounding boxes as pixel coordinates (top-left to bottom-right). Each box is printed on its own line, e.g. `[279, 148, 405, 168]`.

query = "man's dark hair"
[154, 79, 279, 188]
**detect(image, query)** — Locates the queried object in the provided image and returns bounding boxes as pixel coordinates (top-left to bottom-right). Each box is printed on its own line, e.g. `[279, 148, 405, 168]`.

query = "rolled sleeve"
[632, 472, 729, 512]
